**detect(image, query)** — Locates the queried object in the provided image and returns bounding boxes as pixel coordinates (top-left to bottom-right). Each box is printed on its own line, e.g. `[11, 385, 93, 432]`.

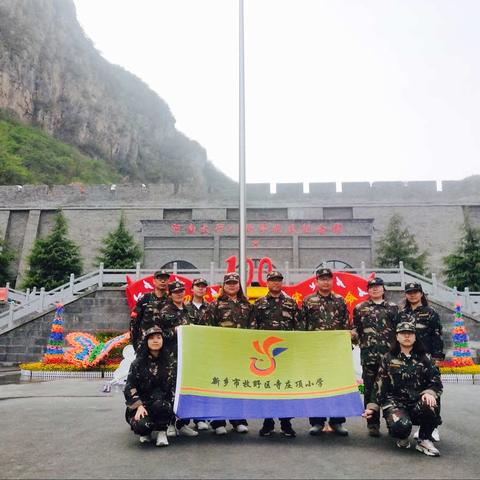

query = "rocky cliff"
[0, 0, 233, 188]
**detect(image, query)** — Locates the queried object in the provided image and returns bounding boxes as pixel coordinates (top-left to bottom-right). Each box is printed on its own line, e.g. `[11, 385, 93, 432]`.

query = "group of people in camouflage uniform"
[124, 267, 444, 456]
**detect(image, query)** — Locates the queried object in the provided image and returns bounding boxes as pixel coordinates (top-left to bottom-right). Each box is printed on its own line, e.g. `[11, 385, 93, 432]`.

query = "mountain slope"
[0, 0, 233, 188]
[0, 109, 120, 184]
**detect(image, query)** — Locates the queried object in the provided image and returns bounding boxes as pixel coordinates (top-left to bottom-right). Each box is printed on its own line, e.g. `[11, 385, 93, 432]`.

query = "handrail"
[1, 262, 479, 332]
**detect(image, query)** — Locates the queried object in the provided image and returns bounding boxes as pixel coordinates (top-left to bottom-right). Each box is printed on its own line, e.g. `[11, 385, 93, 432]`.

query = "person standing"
[205, 272, 253, 435]
[252, 270, 299, 437]
[159, 280, 198, 438]
[184, 277, 210, 431]
[185, 277, 209, 326]
[130, 269, 171, 351]
[124, 326, 173, 447]
[364, 322, 443, 456]
[300, 267, 351, 436]
[352, 277, 398, 437]
[397, 282, 444, 442]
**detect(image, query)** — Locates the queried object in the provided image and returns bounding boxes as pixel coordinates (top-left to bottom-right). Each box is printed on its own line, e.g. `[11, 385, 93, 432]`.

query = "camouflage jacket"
[158, 299, 190, 366]
[397, 305, 445, 360]
[205, 296, 252, 329]
[130, 291, 169, 350]
[352, 299, 399, 366]
[252, 292, 299, 330]
[301, 292, 349, 331]
[124, 352, 174, 412]
[184, 300, 209, 326]
[368, 351, 443, 411]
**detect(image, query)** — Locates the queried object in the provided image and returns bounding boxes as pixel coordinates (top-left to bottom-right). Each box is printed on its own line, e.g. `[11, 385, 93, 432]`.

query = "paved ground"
[0, 376, 479, 479]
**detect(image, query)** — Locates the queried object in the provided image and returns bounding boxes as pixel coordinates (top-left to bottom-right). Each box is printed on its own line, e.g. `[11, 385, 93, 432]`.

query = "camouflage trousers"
[383, 400, 441, 441]
[126, 398, 172, 435]
[362, 363, 380, 426]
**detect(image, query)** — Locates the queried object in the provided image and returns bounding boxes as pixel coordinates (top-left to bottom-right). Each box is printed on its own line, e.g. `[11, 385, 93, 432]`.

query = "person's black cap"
[168, 280, 185, 293]
[316, 267, 333, 278]
[154, 269, 170, 279]
[267, 271, 284, 281]
[367, 277, 385, 289]
[396, 321, 416, 333]
[405, 282, 422, 293]
[224, 272, 240, 283]
[192, 277, 208, 287]
[144, 325, 164, 338]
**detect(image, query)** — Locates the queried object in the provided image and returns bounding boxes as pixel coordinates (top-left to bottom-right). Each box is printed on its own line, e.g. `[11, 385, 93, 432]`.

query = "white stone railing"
[1, 261, 479, 332]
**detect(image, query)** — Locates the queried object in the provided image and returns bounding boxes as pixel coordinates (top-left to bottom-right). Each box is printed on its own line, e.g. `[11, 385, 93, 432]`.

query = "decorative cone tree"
[451, 303, 475, 367]
[42, 304, 65, 364]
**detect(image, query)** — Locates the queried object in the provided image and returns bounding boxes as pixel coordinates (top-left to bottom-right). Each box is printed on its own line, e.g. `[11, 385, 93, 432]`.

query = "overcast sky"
[74, 0, 480, 184]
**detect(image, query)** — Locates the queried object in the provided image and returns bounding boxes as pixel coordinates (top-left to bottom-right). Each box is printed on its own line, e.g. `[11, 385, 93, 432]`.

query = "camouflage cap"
[405, 282, 422, 293]
[316, 267, 333, 278]
[267, 270, 284, 281]
[154, 269, 170, 279]
[192, 277, 208, 287]
[396, 321, 416, 333]
[367, 277, 385, 288]
[144, 325, 164, 338]
[224, 272, 240, 283]
[168, 280, 185, 293]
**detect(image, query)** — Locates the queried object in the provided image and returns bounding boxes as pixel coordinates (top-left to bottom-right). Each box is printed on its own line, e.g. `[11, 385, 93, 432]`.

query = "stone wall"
[0, 180, 479, 284]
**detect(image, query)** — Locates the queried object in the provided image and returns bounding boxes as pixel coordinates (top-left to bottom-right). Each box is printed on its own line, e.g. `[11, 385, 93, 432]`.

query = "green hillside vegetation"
[0, 110, 120, 185]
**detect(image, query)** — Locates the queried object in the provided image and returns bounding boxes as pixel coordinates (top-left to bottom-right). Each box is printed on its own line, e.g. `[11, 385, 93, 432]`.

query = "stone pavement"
[0, 377, 479, 479]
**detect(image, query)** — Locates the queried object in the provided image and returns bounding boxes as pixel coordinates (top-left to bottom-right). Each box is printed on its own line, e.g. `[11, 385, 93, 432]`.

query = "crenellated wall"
[1, 178, 480, 207]
[0, 178, 479, 285]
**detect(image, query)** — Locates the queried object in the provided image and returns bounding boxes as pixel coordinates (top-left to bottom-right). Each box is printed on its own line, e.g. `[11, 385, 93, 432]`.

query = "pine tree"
[0, 239, 15, 286]
[96, 214, 142, 268]
[22, 210, 82, 290]
[443, 214, 480, 290]
[376, 213, 428, 274]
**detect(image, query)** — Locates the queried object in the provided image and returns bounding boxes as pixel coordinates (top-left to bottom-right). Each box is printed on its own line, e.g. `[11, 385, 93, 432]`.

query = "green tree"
[22, 211, 82, 290]
[0, 239, 15, 286]
[96, 214, 142, 268]
[376, 213, 428, 274]
[443, 215, 480, 290]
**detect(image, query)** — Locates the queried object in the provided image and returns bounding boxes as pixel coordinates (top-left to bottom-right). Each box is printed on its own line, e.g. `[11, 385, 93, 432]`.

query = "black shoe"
[368, 425, 380, 437]
[329, 423, 349, 436]
[259, 425, 274, 437]
[309, 423, 325, 435]
[281, 425, 296, 437]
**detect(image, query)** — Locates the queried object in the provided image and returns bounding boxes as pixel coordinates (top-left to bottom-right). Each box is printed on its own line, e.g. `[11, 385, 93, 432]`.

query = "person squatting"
[127, 268, 444, 456]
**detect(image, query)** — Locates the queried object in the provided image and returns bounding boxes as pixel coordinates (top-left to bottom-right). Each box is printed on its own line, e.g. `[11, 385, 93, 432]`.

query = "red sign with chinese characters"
[169, 222, 343, 236]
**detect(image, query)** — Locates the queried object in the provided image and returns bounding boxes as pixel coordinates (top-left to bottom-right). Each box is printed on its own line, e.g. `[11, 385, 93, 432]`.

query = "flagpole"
[239, 0, 247, 289]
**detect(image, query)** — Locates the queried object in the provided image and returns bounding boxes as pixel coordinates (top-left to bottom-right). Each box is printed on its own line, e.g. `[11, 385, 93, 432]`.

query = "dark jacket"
[367, 350, 443, 412]
[352, 299, 399, 366]
[397, 305, 445, 360]
[252, 292, 299, 330]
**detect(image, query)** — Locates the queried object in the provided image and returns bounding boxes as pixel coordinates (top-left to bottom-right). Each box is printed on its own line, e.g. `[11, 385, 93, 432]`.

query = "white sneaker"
[156, 431, 169, 447]
[416, 439, 440, 457]
[166, 425, 177, 437]
[396, 438, 411, 449]
[234, 424, 249, 433]
[196, 421, 209, 431]
[413, 428, 419, 440]
[177, 425, 199, 437]
[139, 435, 151, 444]
[431, 428, 440, 442]
[215, 426, 228, 435]
[309, 424, 324, 436]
